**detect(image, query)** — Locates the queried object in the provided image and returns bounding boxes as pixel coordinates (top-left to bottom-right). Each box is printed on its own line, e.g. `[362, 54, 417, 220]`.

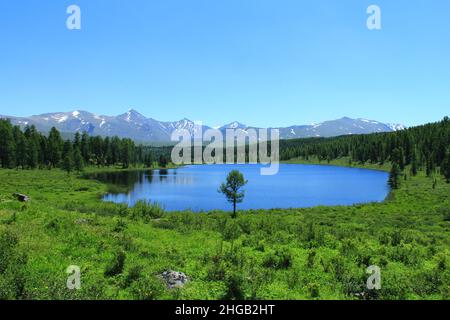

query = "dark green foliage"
[388, 163, 401, 189]
[410, 146, 418, 176]
[62, 140, 74, 174]
[443, 148, 450, 183]
[279, 117, 449, 181]
[104, 250, 126, 277]
[48, 127, 63, 167]
[263, 248, 292, 269]
[223, 272, 245, 300]
[0, 120, 170, 170]
[0, 119, 15, 168]
[158, 154, 169, 168]
[73, 148, 84, 172]
[219, 170, 248, 218]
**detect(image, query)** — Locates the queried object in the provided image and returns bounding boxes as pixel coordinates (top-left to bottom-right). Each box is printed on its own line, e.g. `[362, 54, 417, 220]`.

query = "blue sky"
[0, 0, 449, 127]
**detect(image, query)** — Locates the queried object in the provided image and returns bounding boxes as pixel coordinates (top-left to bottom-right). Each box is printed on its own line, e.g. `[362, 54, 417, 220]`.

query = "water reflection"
[86, 164, 390, 212]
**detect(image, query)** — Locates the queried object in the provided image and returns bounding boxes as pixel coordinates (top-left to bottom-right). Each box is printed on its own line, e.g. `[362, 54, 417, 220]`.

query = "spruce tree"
[388, 163, 401, 189]
[13, 126, 27, 169]
[81, 132, 90, 163]
[426, 154, 434, 177]
[0, 119, 15, 168]
[26, 138, 39, 169]
[48, 127, 63, 167]
[24, 125, 40, 169]
[410, 146, 418, 176]
[443, 149, 450, 183]
[73, 148, 84, 172]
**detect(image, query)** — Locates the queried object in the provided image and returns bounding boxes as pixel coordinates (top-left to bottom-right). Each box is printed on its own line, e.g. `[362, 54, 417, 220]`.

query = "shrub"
[263, 248, 292, 270]
[129, 275, 166, 300]
[104, 250, 126, 277]
[223, 272, 245, 300]
[132, 200, 164, 221]
[124, 265, 143, 287]
[112, 218, 127, 233]
[308, 282, 320, 298]
[222, 220, 242, 243]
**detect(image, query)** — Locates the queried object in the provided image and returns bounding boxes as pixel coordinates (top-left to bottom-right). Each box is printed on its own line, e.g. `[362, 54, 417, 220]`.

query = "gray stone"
[13, 193, 30, 202]
[160, 270, 189, 289]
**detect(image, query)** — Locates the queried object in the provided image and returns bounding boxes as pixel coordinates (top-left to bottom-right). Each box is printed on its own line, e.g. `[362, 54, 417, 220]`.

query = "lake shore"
[0, 161, 448, 300]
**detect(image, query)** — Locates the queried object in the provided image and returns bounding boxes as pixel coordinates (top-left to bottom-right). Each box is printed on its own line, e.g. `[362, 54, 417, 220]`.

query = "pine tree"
[62, 153, 74, 174]
[13, 126, 27, 169]
[121, 139, 133, 168]
[26, 138, 39, 169]
[62, 142, 74, 174]
[158, 155, 168, 168]
[443, 149, 450, 183]
[0, 119, 16, 168]
[426, 153, 435, 177]
[392, 147, 405, 171]
[74, 132, 81, 151]
[24, 125, 39, 169]
[410, 146, 418, 176]
[219, 170, 248, 218]
[81, 132, 90, 164]
[48, 127, 63, 167]
[388, 163, 401, 189]
[73, 148, 84, 172]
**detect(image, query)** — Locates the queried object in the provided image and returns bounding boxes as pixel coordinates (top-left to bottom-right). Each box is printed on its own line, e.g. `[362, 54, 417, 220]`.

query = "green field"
[0, 161, 449, 300]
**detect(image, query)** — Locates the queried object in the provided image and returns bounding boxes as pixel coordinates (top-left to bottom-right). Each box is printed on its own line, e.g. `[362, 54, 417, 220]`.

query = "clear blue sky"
[0, 0, 449, 127]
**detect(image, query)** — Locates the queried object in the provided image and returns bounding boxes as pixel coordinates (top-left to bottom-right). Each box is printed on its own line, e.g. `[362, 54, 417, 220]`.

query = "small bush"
[308, 282, 320, 298]
[132, 200, 164, 221]
[263, 248, 292, 270]
[113, 218, 127, 233]
[104, 250, 126, 277]
[223, 272, 245, 300]
[124, 265, 143, 287]
[129, 275, 166, 300]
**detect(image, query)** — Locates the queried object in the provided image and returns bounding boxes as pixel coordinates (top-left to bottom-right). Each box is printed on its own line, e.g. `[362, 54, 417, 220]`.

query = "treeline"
[1, 117, 449, 181]
[0, 119, 170, 171]
[279, 117, 450, 182]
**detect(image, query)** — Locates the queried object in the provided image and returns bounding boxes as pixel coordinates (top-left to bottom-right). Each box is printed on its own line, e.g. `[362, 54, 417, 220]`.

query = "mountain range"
[0, 109, 406, 143]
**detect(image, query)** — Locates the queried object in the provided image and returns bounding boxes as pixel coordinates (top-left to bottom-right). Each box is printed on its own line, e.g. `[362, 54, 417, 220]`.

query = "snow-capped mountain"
[274, 117, 406, 139]
[220, 121, 248, 130]
[0, 110, 406, 142]
[386, 123, 407, 131]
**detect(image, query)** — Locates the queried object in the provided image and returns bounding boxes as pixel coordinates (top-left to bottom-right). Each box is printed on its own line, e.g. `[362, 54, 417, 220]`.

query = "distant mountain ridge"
[0, 109, 406, 142]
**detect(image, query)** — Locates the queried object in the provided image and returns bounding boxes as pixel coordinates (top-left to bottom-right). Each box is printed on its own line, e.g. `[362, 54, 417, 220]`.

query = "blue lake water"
[91, 164, 390, 212]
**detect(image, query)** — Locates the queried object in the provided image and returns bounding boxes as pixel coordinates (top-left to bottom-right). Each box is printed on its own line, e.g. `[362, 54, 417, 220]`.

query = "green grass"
[0, 162, 449, 300]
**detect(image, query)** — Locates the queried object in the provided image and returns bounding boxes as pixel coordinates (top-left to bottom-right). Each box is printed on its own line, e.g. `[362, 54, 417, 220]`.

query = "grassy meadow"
[0, 161, 449, 300]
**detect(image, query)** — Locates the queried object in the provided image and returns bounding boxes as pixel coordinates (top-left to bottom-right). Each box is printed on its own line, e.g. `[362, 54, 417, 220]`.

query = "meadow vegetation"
[0, 161, 448, 300]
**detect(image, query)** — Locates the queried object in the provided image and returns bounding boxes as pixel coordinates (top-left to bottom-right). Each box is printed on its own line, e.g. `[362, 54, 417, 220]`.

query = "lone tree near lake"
[219, 170, 248, 218]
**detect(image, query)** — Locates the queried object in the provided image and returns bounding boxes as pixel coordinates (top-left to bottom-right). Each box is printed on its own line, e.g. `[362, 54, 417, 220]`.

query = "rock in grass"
[160, 270, 189, 289]
[75, 218, 90, 224]
[13, 193, 30, 202]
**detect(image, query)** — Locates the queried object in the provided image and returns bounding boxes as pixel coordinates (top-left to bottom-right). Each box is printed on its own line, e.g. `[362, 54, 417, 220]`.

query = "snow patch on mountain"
[386, 123, 407, 131]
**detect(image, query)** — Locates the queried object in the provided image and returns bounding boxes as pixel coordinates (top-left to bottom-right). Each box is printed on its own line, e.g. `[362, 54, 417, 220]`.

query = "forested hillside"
[279, 117, 450, 181]
[0, 120, 171, 170]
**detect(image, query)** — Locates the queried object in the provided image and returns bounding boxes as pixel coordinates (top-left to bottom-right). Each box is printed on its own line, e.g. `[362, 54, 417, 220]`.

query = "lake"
[88, 164, 390, 212]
